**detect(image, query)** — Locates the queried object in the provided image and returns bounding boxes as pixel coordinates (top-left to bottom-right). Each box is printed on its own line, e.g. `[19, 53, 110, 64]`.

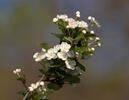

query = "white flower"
[65, 59, 76, 70]
[82, 30, 86, 34]
[46, 48, 57, 60]
[13, 69, 21, 74]
[95, 37, 100, 41]
[90, 30, 94, 34]
[28, 87, 34, 91]
[60, 42, 71, 52]
[53, 18, 58, 22]
[53, 44, 61, 53]
[67, 18, 78, 28]
[76, 11, 80, 15]
[78, 21, 88, 28]
[33, 52, 46, 62]
[88, 16, 92, 20]
[96, 43, 101, 47]
[57, 14, 68, 21]
[31, 83, 37, 89]
[57, 51, 68, 60]
[28, 81, 45, 92]
[76, 11, 80, 18]
[40, 81, 44, 86]
[91, 47, 95, 51]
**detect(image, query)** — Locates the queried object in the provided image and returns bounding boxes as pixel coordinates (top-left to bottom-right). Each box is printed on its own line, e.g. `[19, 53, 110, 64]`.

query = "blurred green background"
[0, 0, 129, 100]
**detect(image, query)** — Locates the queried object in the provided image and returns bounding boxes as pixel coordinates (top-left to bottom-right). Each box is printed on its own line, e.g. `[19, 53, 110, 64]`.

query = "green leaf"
[76, 61, 86, 72]
[18, 90, 27, 96]
[47, 83, 62, 91]
[17, 77, 26, 83]
[73, 47, 86, 52]
[40, 43, 51, 50]
[51, 33, 64, 40]
[64, 37, 73, 43]
[74, 34, 84, 41]
[64, 75, 80, 83]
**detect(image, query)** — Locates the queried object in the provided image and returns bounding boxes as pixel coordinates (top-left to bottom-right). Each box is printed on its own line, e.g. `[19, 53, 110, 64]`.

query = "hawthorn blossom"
[57, 51, 68, 60]
[57, 14, 68, 21]
[95, 37, 100, 41]
[53, 18, 58, 22]
[53, 44, 61, 53]
[65, 59, 76, 70]
[82, 30, 86, 34]
[28, 81, 45, 92]
[76, 11, 80, 18]
[90, 30, 94, 34]
[67, 18, 78, 28]
[33, 51, 46, 62]
[78, 21, 88, 28]
[60, 42, 71, 52]
[13, 69, 21, 74]
[46, 48, 57, 60]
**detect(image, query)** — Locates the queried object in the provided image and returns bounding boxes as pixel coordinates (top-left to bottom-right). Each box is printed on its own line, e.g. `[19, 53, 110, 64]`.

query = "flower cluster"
[33, 42, 76, 70]
[53, 12, 88, 29]
[28, 81, 46, 92]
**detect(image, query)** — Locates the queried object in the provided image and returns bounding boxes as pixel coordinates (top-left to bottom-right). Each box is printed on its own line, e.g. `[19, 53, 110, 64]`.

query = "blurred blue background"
[0, 0, 129, 100]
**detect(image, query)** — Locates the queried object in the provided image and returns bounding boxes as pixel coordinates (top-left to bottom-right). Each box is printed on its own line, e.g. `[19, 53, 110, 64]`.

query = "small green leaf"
[74, 34, 84, 41]
[51, 33, 64, 40]
[64, 37, 73, 43]
[40, 43, 51, 50]
[17, 77, 26, 83]
[73, 47, 86, 52]
[18, 90, 27, 96]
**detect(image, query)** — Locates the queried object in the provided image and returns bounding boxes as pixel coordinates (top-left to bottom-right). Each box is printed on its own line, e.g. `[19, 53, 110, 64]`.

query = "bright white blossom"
[53, 18, 58, 22]
[90, 30, 94, 34]
[57, 14, 68, 21]
[76, 11, 80, 18]
[67, 18, 78, 28]
[33, 52, 46, 62]
[96, 43, 101, 47]
[28, 81, 45, 92]
[46, 48, 57, 60]
[60, 42, 71, 52]
[53, 44, 61, 53]
[82, 30, 86, 34]
[91, 47, 95, 51]
[78, 21, 88, 28]
[65, 59, 76, 70]
[57, 51, 68, 61]
[95, 37, 100, 41]
[13, 69, 21, 74]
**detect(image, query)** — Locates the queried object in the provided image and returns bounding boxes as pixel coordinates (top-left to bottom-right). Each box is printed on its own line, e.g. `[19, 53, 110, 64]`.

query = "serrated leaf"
[40, 43, 51, 50]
